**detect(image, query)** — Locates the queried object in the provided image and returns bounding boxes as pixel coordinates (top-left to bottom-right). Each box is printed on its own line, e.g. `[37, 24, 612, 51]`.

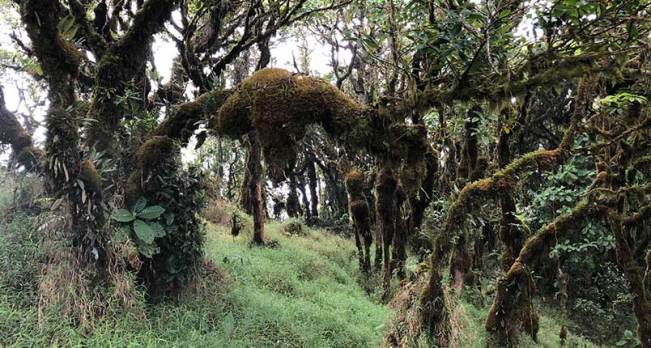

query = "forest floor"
[0, 198, 601, 347]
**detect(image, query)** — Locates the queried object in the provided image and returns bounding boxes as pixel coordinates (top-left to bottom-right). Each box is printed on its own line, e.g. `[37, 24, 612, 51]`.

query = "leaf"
[137, 242, 159, 258]
[149, 222, 166, 238]
[134, 219, 155, 244]
[137, 205, 165, 220]
[133, 197, 147, 213]
[111, 209, 135, 223]
[165, 213, 175, 226]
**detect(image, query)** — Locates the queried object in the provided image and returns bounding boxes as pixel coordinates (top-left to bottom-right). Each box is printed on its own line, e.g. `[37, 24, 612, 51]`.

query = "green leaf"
[137, 205, 165, 220]
[149, 222, 166, 238]
[137, 242, 159, 258]
[111, 209, 135, 223]
[165, 213, 175, 226]
[134, 219, 155, 244]
[133, 197, 147, 213]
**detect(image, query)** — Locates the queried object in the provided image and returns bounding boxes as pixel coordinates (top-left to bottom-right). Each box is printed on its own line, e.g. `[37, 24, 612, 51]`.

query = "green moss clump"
[212, 68, 371, 182]
[135, 136, 175, 169]
[126, 136, 178, 205]
[79, 159, 102, 197]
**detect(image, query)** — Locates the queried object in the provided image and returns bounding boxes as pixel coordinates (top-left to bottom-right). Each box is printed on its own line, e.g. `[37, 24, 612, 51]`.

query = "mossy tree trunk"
[246, 131, 267, 245]
[376, 163, 399, 298]
[484, 109, 539, 343]
[612, 218, 651, 347]
[19, 0, 109, 275]
[345, 169, 373, 273]
[307, 154, 319, 219]
[393, 188, 408, 281]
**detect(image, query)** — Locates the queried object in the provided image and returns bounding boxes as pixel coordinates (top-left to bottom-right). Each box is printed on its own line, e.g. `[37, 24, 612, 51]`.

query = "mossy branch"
[430, 148, 562, 265]
[88, 0, 179, 154]
[67, 0, 107, 56]
[152, 89, 233, 145]
[20, 0, 80, 107]
[415, 52, 607, 110]
[430, 76, 597, 267]
[0, 86, 43, 171]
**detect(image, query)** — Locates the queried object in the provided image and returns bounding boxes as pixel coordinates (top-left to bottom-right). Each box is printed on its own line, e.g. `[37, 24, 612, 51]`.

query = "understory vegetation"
[0, 178, 605, 347]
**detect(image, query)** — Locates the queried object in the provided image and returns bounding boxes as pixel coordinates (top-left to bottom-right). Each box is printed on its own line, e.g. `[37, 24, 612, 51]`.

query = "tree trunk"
[376, 163, 398, 299]
[246, 131, 266, 245]
[307, 155, 319, 219]
[613, 220, 651, 347]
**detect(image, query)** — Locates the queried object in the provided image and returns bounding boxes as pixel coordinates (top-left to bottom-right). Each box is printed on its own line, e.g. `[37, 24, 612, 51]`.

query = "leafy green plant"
[616, 330, 641, 348]
[111, 197, 170, 257]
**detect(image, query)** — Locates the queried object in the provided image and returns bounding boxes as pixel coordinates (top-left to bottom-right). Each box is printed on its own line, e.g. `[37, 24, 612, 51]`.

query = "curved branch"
[0, 86, 43, 171]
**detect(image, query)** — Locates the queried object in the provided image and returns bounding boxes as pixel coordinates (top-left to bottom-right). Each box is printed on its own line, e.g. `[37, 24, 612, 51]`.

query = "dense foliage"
[0, 0, 650, 347]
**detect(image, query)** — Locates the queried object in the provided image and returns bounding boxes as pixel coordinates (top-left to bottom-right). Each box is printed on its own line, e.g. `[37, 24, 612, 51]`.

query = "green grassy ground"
[0, 217, 388, 347]
[0, 193, 607, 347]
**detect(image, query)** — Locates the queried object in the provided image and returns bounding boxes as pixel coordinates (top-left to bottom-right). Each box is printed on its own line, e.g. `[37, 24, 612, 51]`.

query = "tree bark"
[307, 154, 319, 219]
[246, 131, 266, 245]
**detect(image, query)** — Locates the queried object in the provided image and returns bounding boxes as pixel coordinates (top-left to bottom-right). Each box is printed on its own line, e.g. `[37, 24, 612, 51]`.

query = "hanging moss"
[212, 68, 373, 182]
[345, 168, 373, 272]
[344, 169, 366, 197]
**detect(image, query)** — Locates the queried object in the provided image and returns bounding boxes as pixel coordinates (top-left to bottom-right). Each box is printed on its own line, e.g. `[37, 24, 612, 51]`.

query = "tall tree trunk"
[307, 154, 319, 219]
[246, 131, 266, 245]
[376, 163, 398, 299]
[612, 219, 651, 347]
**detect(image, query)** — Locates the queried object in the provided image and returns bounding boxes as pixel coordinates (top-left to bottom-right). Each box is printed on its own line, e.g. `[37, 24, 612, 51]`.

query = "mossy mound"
[212, 68, 372, 182]
[79, 159, 102, 198]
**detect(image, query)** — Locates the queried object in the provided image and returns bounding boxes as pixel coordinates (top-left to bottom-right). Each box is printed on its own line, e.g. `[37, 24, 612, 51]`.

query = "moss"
[344, 169, 366, 198]
[400, 160, 427, 198]
[13, 146, 44, 170]
[212, 68, 371, 182]
[135, 136, 175, 169]
[79, 160, 102, 197]
[126, 136, 178, 205]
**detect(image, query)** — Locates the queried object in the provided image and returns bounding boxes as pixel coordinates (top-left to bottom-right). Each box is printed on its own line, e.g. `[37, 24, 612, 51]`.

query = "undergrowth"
[0, 176, 623, 347]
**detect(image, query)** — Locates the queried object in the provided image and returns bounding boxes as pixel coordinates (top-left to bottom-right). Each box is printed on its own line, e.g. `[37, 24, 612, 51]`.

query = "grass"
[0, 175, 617, 347]
[0, 216, 389, 347]
[456, 298, 601, 348]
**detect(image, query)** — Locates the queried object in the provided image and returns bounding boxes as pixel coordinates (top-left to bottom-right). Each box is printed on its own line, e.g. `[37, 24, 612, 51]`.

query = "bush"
[283, 218, 306, 236]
